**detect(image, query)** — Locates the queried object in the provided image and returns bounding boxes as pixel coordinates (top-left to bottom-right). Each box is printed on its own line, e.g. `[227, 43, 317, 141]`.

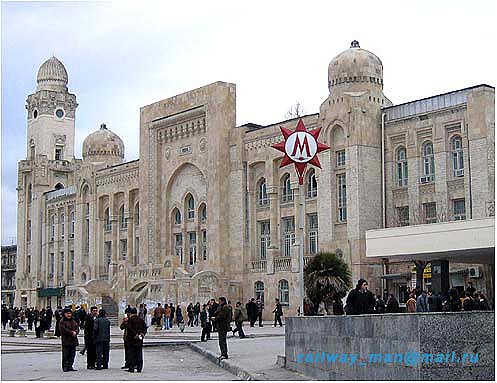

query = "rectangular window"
[120, 239, 127, 260]
[308, 214, 318, 255]
[281, 217, 295, 257]
[423, 202, 437, 224]
[453, 199, 466, 220]
[175, 234, 183, 264]
[70, 250, 74, 279]
[60, 214, 65, 239]
[49, 253, 55, 278]
[134, 237, 139, 265]
[397, 206, 409, 226]
[50, 215, 55, 241]
[60, 252, 64, 278]
[259, 221, 270, 260]
[70, 211, 75, 238]
[201, 230, 207, 261]
[27, 220, 31, 242]
[188, 232, 197, 265]
[104, 241, 112, 273]
[55, 146, 63, 161]
[336, 150, 346, 167]
[337, 174, 347, 222]
[27, 254, 31, 273]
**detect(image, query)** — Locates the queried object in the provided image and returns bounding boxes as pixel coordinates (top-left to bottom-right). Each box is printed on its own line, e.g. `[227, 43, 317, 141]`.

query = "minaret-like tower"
[15, 57, 78, 307]
[318, 41, 391, 290]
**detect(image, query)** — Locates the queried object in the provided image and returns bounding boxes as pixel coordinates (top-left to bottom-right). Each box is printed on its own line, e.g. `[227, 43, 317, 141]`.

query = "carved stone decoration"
[199, 137, 207, 153]
[164, 260, 172, 267]
[486, 201, 495, 217]
[199, 274, 217, 290]
[165, 147, 171, 160]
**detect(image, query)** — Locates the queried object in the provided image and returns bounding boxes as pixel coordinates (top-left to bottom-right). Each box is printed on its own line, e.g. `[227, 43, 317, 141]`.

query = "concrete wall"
[286, 312, 494, 380]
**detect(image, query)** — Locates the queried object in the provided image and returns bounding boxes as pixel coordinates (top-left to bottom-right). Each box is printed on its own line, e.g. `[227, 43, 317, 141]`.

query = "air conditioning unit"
[468, 266, 481, 278]
[36, 280, 43, 288]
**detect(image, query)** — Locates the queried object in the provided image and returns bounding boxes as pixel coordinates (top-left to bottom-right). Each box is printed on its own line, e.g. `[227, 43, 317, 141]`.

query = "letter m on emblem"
[291, 135, 311, 160]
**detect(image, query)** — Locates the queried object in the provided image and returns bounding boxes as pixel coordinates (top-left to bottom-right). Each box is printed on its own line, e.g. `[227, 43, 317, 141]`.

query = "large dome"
[36, 56, 68, 92]
[328, 40, 383, 92]
[82, 123, 124, 165]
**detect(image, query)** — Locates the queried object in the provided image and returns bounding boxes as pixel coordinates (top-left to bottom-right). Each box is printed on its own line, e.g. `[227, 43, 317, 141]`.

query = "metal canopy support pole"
[298, 182, 305, 317]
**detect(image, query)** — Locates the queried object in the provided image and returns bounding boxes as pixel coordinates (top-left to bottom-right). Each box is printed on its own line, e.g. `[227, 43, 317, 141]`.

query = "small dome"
[328, 41, 383, 92]
[36, 56, 68, 92]
[82, 123, 124, 165]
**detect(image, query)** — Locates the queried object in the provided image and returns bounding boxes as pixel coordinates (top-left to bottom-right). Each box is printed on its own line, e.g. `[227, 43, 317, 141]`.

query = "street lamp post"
[272, 118, 330, 316]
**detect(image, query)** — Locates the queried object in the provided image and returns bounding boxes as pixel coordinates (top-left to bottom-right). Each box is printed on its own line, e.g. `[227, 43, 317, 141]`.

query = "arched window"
[200, 204, 207, 223]
[81, 272, 87, 283]
[278, 279, 289, 305]
[119, 204, 127, 229]
[104, 207, 111, 231]
[396, 146, 408, 187]
[451, 135, 464, 177]
[70, 211, 75, 238]
[27, 184, 32, 205]
[174, 208, 182, 225]
[60, 213, 65, 239]
[306, 169, 317, 198]
[258, 178, 268, 206]
[254, 281, 265, 304]
[421, 141, 435, 182]
[186, 195, 195, 219]
[134, 203, 140, 226]
[54, 183, 64, 190]
[281, 174, 293, 203]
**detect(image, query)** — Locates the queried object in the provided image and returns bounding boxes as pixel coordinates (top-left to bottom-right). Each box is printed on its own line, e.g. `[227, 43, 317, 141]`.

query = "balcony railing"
[250, 259, 267, 273]
[274, 257, 291, 271]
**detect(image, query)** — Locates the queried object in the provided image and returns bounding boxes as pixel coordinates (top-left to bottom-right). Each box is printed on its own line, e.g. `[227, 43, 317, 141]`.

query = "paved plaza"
[0, 321, 307, 380]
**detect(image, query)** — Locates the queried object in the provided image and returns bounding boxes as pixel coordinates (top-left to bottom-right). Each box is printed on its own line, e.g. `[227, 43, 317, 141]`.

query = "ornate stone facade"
[14, 43, 494, 316]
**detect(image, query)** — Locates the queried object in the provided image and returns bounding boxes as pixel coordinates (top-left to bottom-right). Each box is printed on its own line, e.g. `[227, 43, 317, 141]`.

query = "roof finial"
[100, 123, 107, 130]
[350, 40, 360, 48]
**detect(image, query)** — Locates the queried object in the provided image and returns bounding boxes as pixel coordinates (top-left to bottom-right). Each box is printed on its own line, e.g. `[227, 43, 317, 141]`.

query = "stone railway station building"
[14, 41, 495, 316]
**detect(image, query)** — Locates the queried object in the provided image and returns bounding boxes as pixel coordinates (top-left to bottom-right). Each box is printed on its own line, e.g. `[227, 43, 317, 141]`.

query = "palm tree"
[304, 252, 352, 314]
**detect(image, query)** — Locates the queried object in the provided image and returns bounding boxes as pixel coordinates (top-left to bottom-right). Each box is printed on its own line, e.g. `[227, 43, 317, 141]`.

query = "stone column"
[431, 260, 449, 296]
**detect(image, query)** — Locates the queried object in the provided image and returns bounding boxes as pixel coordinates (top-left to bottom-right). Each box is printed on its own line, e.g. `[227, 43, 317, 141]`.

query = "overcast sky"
[1, 0, 496, 244]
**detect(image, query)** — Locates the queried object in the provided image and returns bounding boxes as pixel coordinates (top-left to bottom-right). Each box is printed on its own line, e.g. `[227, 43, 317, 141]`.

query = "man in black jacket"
[246, 298, 258, 327]
[84, 306, 98, 369]
[93, 309, 111, 370]
[211, 297, 230, 359]
[125, 307, 147, 373]
[345, 279, 376, 315]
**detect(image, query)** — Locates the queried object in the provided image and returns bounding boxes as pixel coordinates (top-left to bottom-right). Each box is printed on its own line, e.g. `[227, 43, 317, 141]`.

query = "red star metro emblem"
[272, 118, 330, 184]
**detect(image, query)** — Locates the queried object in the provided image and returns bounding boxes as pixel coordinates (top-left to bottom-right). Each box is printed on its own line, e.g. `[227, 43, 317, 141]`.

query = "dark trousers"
[95, 341, 110, 368]
[249, 315, 256, 327]
[233, 321, 245, 338]
[35, 325, 44, 338]
[27, 321, 33, 330]
[258, 312, 263, 326]
[201, 323, 211, 341]
[62, 345, 76, 371]
[128, 344, 143, 372]
[86, 342, 96, 368]
[274, 314, 282, 326]
[123, 340, 130, 367]
[218, 330, 228, 357]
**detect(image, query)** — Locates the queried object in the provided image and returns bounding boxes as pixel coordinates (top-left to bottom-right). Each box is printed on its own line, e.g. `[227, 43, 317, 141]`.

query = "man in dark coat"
[84, 306, 99, 369]
[208, 299, 219, 332]
[246, 298, 258, 327]
[125, 307, 147, 373]
[26, 307, 34, 330]
[273, 298, 283, 326]
[200, 304, 211, 342]
[120, 312, 131, 369]
[94, 309, 111, 370]
[54, 307, 63, 337]
[1, 305, 9, 330]
[345, 279, 376, 315]
[256, 298, 264, 327]
[211, 297, 231, 359]
[45, 306, 53, 330]
[59, 308, 79, 372]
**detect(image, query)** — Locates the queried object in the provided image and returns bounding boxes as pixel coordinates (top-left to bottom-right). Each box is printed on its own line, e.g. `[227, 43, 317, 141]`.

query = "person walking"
[209, 299, 219, 332]
[163, 305, 171, 330]
[54, 306, 63, 337]
[45, 306, 53, 330]
[187, 303, 194, 327]
[1, 305, 9, 330]
[211, 297, 230, 359]
[175, 305, 184, 327]
[194, 302, 201, 326]
[247, 298, 258, 327]
[94, 309, 111, 370]
[120, 311, 130, 370]
[200, 304, 211, 342]
[35, 308, 47, 338]
[26, 307, 34, 331]
[416, 290, 429, 312]
[232, 302, 247, 338]
[169, 304, 175, 327]
[273, 298, 283, 326]
[8, 306, 16, 328]
[59, 308, 79, 372]
[256, 298, 264, 326]
[84, 306, 99, 369]
[153, 303, 164, 327]
[345, 279, 376, 315]
[126, 307, 147, 373]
